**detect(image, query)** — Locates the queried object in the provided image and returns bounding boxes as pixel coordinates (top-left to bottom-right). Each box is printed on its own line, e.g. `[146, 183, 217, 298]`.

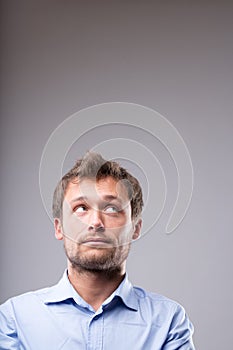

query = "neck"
[67, 262, 126, 311]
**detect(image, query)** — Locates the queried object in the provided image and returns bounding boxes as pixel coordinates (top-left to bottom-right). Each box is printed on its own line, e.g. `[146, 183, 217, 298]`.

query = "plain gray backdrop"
[1, 1, 233, 349]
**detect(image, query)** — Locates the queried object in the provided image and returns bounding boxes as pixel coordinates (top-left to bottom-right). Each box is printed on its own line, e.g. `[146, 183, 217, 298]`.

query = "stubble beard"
[64, 240, 131, 275]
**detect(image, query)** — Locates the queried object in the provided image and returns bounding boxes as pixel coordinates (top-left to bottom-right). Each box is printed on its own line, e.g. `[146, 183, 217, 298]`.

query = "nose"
[88, 209, 105, 232]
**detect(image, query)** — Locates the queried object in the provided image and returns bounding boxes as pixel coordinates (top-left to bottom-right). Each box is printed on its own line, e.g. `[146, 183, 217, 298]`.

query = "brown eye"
[75, 205, 87, 213]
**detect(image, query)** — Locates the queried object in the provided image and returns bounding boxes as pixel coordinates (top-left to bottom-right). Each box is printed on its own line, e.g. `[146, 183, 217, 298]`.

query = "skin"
[54, 176, 142, 311]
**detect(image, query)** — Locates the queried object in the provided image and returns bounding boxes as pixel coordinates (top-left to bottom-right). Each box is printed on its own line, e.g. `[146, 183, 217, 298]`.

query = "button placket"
[87, 311, 104, 350]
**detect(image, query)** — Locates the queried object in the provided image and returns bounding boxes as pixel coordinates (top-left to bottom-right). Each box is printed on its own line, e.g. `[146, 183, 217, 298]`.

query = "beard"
[63, 239, 131, 274]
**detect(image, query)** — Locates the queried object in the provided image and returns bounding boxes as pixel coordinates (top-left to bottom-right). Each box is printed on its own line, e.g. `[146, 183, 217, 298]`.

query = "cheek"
[63, 214, 88, 239]
[104, 217, 126, 230]
[106, 220, 133, 239]
[105, 211, 131, 226]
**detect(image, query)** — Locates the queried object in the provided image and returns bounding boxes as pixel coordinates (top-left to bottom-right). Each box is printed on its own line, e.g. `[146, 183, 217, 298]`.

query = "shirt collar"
[43, 270, 138, 311]
[43, 270, 79, 304]
[111, 274, 138, 311]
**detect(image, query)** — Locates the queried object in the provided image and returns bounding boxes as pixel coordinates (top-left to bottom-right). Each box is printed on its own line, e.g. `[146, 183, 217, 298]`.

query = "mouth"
[81, 238, 113, 247]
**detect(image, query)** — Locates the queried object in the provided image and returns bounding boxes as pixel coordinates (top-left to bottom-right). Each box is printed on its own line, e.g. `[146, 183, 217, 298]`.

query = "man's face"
[54, 176, 141, 272]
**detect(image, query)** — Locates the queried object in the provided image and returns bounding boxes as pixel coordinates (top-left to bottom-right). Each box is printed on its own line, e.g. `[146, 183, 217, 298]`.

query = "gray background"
[1, 1, 233, 349]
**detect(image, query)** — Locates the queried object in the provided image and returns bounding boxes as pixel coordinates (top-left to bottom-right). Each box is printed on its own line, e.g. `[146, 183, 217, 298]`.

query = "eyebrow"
[70, 195, 122, 204]
[70, 196, 87, 203]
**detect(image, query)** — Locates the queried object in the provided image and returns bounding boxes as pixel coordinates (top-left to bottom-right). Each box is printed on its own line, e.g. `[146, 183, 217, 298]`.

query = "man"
[0, 152, 195, 349]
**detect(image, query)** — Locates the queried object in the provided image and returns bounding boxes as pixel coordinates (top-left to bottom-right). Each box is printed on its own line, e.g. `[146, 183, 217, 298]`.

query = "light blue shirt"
[0, 271, 195, 349]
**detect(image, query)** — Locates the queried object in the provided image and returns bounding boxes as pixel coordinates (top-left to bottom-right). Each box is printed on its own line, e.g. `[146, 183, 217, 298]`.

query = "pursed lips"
[81, 237, 113, 246]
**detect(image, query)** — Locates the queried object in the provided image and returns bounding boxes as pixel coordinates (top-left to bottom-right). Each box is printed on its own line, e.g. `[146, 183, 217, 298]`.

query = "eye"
[74, 205, 88, 213]
[104, 206, 119, 213]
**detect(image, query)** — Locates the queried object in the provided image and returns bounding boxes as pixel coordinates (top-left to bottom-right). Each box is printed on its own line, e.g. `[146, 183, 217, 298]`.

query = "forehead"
[64, 176, 129, 202]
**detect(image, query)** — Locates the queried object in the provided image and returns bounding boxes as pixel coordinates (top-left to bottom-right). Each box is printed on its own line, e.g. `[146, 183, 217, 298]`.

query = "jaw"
[65, 242, 130, 275]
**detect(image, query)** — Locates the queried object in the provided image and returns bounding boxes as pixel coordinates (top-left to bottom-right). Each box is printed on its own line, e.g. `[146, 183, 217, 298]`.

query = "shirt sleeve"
[162, 304, 195, 350]
[0, 300, 19, 350]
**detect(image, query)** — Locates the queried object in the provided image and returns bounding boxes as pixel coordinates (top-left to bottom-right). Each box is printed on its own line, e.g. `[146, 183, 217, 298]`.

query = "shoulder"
[132, 285, 190, 324]
[133, 285, 182, 309]
[131, 285, 195, 347]
[0, 285, 56, 315]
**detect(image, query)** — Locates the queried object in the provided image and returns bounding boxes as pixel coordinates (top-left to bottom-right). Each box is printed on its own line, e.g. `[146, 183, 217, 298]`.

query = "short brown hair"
[53, 152, 143, 221]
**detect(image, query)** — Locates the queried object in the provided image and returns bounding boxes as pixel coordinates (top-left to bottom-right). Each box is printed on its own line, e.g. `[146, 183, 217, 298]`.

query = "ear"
[132, 218, 142, 241]
[54, 218, 64, 240]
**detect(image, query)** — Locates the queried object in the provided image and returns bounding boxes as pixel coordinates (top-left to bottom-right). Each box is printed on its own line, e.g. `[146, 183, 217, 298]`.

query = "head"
[53, 152, 143, 273]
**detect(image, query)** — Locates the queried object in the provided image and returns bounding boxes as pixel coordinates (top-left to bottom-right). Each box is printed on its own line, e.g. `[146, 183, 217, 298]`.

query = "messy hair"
[52, 152, 143, 221]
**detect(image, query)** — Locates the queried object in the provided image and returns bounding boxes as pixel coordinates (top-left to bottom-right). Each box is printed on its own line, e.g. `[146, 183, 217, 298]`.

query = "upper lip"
[82, 237, 112, 244]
